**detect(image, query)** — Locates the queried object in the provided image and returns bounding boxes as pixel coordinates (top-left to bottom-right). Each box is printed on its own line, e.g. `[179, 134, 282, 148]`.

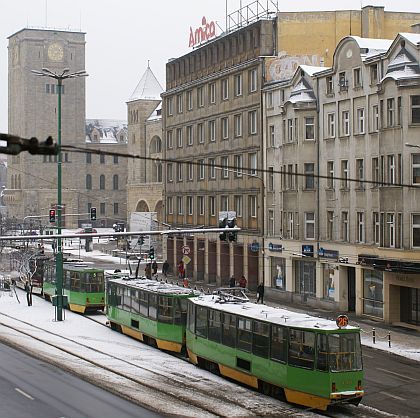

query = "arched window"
[113, 174, 118, 190]
[100, 174, 105, 190]
[86, 174, 92, 190]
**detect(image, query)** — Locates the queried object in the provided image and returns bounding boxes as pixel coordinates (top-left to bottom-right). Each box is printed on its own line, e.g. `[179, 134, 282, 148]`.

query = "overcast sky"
[1, 0, 420, 133]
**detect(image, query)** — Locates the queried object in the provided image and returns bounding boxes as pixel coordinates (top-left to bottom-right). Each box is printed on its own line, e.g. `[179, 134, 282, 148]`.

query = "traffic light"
[49, 209, 56, 223]
[90, 207, 97, 221]
[139, 236, 144, 245]
[148, 246, 155, 260]
[219, 217, 227, 241]
[227, 218, 238, 242]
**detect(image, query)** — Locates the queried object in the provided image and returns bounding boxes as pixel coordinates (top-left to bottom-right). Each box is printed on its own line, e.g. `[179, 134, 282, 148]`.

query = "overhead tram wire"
[62, 143, 420, 191]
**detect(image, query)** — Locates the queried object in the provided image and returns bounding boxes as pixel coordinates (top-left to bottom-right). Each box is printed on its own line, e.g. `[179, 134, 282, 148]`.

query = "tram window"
[149, 293, 157, 320]
[187, 302, 195, 332]
[195, 306, 208, 338]
[139, 291, 148, 317]
[158, 296, 174, 324]
[108, 284, 118, 307]
[175, 298, 188, 325]
[222, 313, 236, 348]
[252, 320, 269, 358]
[288, 329, 315, 369]
[122, 287, 131, 311]
[316, 333, 329, 371]
[271, 325, 287, 362]
[131, 289, 140, 314]
[116, 286, 123, 309]
[70, 272, 80, 291]
[86, 272, 102, 293]
[328, 332, 362, 372]
[208, 309, 222, 343]
[237, 317, 252, 352]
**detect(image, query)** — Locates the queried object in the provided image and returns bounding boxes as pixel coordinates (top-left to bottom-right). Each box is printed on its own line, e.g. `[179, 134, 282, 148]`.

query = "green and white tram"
[186, 292, 364, 411]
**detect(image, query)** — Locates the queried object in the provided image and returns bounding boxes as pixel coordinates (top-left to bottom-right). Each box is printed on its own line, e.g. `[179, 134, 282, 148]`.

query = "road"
[363, 345, 420, 417]
[0, 341, 161, 418]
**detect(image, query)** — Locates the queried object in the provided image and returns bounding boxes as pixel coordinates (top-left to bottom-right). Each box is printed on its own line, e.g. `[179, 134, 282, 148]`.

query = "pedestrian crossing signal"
[90, 207, 97, 221]
[49, 209, 56, 223]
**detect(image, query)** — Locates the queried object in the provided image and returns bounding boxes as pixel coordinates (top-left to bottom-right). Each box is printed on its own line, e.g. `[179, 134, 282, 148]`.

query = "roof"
[147, 102, 162, 121]
[191, 294, 359, 331]
[299, 65, 326, 77]
[128, 65, 163, 102]
[349, 36, 393, 60]
[85, 119, 128, 144]
[399, 32, 420, 46]
[382, 46, 420, 82]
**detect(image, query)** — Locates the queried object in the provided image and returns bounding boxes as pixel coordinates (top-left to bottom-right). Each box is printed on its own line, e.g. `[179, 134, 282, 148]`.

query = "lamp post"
[31, 67, 88, 321]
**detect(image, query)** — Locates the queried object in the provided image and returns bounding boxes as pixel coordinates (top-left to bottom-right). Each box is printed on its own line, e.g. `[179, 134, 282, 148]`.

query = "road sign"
[182, 255, 191, 265]
[182, 245, 191, 255]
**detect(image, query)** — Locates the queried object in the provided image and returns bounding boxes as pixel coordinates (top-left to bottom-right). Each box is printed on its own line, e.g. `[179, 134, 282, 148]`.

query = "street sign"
[182, 255, 191, 265]
[182, 245, 191, 255]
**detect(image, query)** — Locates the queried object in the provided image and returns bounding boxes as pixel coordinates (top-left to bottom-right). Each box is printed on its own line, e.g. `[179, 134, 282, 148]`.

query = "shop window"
[271, 257, 285, 290]
[363, 270, 383, 318]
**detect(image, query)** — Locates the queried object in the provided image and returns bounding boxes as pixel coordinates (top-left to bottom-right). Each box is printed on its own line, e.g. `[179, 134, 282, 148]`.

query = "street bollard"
[388, 331, 391, 348]
[372, 327, 376, 344]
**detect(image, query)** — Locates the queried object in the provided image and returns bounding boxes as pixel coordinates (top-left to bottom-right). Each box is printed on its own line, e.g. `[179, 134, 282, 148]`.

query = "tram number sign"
[336, 314, 349, 328]
[182, 245, 191, 255]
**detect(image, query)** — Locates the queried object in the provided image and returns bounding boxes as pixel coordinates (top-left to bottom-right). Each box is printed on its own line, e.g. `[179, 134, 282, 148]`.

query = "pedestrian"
[239, 275, 247, 288]
[162, 260, 169, 277]
[183, 277, 189, 288]
[229, 275, 236, 288]
[178, 260, 185, 280]
[257, 282, 265, 304]
[152, 260, 158, 276]
[25, 280, 32, 306]
[145, 263, 152, 279]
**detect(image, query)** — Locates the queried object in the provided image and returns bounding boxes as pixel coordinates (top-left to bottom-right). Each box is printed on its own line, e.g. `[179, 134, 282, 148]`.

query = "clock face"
[48, 42, 64, 61]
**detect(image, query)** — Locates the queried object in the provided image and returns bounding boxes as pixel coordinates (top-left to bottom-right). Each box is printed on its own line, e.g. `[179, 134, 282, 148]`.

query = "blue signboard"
[302, 245, 314, 257]
[318, 247, 339, 259]
[268, 242, 283, 252]
[250, 242, 260, 252]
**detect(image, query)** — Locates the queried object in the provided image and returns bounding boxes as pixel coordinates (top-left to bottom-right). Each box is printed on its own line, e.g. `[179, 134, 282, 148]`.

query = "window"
[341, 160, 349, 189]
[357, 212, 365, 243]
[267, 91, 273, 108]
[237, 316, 252, 352]
[268, 210, 275, 236]
[342, 110, 350, 136]
[249, 195, 257, 218]
[327, 211, 334, 240]
[356, 159, 364, 189]
[288, 329, 315, 369]
[412, 214, 420, 247]
[186, 196, 193, 216]
[234, 73, 242, 96]
[269, 125, 275, 147]
[167, 163, 173, 182]
[249, 110, 257, 134]
[99, 174, 105, 190]
[206, 158, 215, 179]
[208, 120, 216, 142]
[373, 212, 380, 245]
[412, 154, 420, 184]
[234, 114, 242, 137]
[305, 117, 315, 140]
[167, 97, 173, 115]
[177, 94, 183, 113]
[234, 195, 242, 217]
[357, 108, 365, 134]
[387, 213, 395, 248]
[187, 162, 194, 181]
[221, 117, 229, 140]
[176, 128, 183, 148]
[186, 125, 193, 146]
[304, 212, 315, 240]
[372, 105, 379, 132]
[100, 202, 106, 215]
[221, 78, 229, 100]
[253, 320, 269, 358]
[86, 153, 91, 164]
[187, 90, 193, 110]
[176, 162, 183, 182]
[114, 203, 119, 215]
[397, 97, 402, 126]
[304, 163, 315, 189]
[387, 98, 395, 127]
[370, 64, 378, 85]
[411, 96, 420, 124]
[166, 130, 173, 149]
[353, 68, 362, 87]
[327, 161, 334, 189]
[268, 167, 274, 192]
[221, 156, 229, 178]
[326, 76, 334, 94]
[86, 174, 92, 190]
[249, 153, 257, 176]
[387, 155, 395, 185]
[341, 211, 349, 242]
[113, 174, 119, 190]
[198, 159, 205, 180]
[372, 157, 379, 187]
[177, 196, 183, 215]
[197, 86, 204, 107]
[271, 325, 287, 362]
[197, 123, 205, 143]
[209, 196, 216, 217]
[220, 195, 229, 212]
[209, 82, 216, 104]
[100, 154, 105, 164]
[287, 119, 294, 142]
[338, 72, 348, 91]
[234, 154, 243, 177]
[327, 113, 335, 138]
[167, 197, 173, 214]
[249, 68, 257, 92]
[197, 196, 205, 216]
[113, 155, 119, 164]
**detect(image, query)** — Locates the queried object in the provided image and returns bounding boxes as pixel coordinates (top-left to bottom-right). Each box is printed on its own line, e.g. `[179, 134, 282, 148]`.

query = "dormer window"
[338, 72, 348, 91]
[326, 76, 334, 94]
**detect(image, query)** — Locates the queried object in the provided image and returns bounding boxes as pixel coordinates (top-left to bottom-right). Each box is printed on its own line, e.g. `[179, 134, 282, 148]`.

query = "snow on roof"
[347, 36, 393, 60]
[299, 65, 327, 76]
[85, 119, 127, 143]
[400, 32, 420, 46]
[287, 77, 316, 104]
[382, 46, 420, 82]
[147, 102, 162, 121]
[192, 294, 359, 331]
[128, 65, 163, 102]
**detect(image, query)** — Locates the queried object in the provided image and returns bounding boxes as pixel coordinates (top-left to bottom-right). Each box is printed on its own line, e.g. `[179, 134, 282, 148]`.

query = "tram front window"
[84, 272, 104, 293]
[328, 333, 362, 372]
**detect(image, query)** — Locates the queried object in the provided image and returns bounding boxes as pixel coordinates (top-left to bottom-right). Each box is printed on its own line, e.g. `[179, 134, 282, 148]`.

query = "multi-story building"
[264, 31, 420, 327]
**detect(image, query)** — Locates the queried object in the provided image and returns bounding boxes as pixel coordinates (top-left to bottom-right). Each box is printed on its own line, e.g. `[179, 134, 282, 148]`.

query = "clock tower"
[6, 28, 86, 224]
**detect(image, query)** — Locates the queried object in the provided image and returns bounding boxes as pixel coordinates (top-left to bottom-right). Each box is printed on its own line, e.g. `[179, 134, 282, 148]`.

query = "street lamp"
[31, 67, 88, 321]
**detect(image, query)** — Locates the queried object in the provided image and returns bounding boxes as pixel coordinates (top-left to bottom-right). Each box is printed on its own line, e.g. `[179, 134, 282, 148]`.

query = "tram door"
[347, 267, 356, 312]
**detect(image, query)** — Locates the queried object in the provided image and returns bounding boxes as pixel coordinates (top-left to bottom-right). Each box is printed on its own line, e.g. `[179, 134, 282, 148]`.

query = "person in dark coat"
[25, 280, 32, 306]
[151, 260, 158, 276]
[178, 260, 185, 280]
[162, 260, 169, 277]
[229, 276, 236, 288]
[145, 263, 152, 279]
[257, 282, 265, 304]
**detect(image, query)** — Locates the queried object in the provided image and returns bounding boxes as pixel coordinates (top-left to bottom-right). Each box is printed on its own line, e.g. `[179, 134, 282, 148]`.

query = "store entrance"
[400, 287, 420, 326]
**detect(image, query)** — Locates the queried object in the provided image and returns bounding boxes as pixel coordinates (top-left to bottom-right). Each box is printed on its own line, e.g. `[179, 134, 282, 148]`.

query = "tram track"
[0, 311, 302, 417]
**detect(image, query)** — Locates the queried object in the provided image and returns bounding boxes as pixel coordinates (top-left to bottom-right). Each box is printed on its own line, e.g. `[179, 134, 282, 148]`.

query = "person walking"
[257, 282, 265, 304]
[25, 280, 32, 306]
[178, 260, 185, 280]
[151, 260, 158, 276]
[229, 275, 236, 288]
[162, 260, 169, 277]
[239, 275, 247, 288]
[145, 263, 152, 280]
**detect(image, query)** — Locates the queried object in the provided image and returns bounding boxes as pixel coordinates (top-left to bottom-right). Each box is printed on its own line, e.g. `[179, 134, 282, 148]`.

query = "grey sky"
[1, 0, 420, 133]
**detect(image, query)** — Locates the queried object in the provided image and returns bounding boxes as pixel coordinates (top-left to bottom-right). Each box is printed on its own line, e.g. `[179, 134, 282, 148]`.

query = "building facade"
[264, 32, 420, 327]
